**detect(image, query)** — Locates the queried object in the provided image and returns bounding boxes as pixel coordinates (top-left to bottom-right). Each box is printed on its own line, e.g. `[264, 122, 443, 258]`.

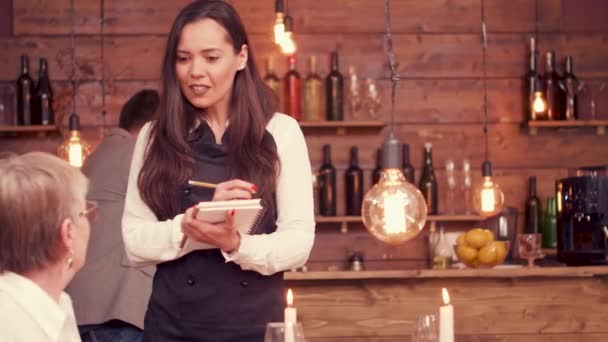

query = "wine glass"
[517, 233, 544, 267]
[412, 314, 438, 342]
[264, 322, 306, 342]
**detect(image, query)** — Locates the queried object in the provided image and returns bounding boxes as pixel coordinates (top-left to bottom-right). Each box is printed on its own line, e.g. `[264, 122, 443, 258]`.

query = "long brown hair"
[138, 0, 279, 220]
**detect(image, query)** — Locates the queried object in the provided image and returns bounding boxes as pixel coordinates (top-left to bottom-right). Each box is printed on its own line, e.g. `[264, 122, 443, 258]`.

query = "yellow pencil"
[188, 180, 217, 189]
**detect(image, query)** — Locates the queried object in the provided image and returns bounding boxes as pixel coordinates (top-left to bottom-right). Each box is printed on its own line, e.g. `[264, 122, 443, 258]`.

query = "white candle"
[439, 288, 454, 342]
[284, 288, 297, 342]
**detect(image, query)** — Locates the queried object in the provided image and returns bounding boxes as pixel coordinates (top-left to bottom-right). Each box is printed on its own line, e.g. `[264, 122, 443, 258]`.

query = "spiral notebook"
[180, 199, 264, 254]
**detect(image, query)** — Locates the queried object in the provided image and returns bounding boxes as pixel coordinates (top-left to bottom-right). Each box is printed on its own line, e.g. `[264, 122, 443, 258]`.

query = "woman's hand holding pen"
[211, 179, 257, 201]
[181, 206, 240, 252]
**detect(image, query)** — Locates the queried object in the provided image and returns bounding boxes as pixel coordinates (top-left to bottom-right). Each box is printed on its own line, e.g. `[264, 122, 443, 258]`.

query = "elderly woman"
[0, 152, 95, 342]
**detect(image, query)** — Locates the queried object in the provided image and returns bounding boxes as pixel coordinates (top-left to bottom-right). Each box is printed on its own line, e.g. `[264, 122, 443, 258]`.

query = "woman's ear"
[238, 44, 249, 71]
[59, 218, 74, 251]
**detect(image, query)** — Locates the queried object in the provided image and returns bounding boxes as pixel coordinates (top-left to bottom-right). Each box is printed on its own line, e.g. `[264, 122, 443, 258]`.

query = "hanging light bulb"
[362, 137, 428, 245]
[273, 0, 285, 45]
[280, 15, 296, 55]
[362, 0, 427, 245]
[532, 90, 546, 114]
[472, 161, 504, 217]
[57, 113, 92, 168]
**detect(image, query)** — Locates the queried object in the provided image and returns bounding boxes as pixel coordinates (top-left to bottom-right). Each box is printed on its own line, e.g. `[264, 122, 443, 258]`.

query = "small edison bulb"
[472, 176, 505, 217]
[280, 35, 296, 55]
[532, 91, 547, 114]
[57, 114, 92, 168]
[273, 13, 285, 45]
[362, 168, 427, 245]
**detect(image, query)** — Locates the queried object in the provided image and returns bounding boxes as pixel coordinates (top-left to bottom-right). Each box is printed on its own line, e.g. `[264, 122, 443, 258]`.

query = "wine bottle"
[325, 50, 343, 121]
[318, 144, 336, 216]
[345, 146, 363, 216]
[283, 55, 301, 121]
[32, 58, 54, 125]
[543, 51, 560, 120]
[263, 56, 281, 99]
[524, 176, 542, 234]
[401, 143, 415, 184]
[371, 148, 382, 187]
[560, 56, 579, 120]
[303, 56, 323, 121]
[16, 54, 35, 126]
[542, 196, 557, 248]
[419, 143, 438, 214]
[525, 37, 541, 121]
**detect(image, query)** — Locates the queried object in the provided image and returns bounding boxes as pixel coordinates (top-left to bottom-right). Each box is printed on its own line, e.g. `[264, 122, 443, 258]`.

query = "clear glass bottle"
[433, 226, 453, 269]
[444, 159, 457, 214]
[303, 56, 323, 121]
[462, 159, 472, 214]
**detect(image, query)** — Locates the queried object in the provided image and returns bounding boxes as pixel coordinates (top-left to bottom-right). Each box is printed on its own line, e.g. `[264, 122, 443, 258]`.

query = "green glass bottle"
[542, 197, 557, 248]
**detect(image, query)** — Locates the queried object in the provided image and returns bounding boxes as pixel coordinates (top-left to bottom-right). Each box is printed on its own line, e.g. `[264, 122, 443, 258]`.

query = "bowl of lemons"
[454, 228, 509, 268]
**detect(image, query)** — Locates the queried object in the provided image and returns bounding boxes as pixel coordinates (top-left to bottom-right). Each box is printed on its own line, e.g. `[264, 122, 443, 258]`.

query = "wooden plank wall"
[1, 0, 608, 270]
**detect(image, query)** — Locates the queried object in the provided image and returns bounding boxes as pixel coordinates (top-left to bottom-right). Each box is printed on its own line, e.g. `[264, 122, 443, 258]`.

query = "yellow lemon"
[465, 228, 489, 249]
[456, 234, 467, 246]
[484, 229, 495, 244]
[478, 244, 498, 265]
[456, 244, 478, 264]
[493, 241, 508, 263]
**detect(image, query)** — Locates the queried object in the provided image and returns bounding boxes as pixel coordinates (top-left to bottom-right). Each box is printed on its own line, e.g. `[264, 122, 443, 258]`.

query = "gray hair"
[0, 152, 88, 274]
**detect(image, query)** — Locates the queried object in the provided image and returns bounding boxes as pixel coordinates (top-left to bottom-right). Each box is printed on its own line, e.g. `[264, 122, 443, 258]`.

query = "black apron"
[143, 123, 284, 342]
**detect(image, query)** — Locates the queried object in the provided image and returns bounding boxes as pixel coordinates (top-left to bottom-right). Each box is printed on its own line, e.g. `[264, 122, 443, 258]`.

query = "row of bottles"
[316, 143, 440, 216]
[265, 52, 344, 121]
[524, 176, 557, 248]
[525, 37, 582, 121]
[15, 54, 55, 126]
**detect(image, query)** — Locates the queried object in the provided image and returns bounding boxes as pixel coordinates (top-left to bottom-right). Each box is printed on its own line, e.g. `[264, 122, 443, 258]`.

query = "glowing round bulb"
[57, 130, 92, 168]
[362, 168, 427, 245]
[532, 91, 546, 114]
[273, 14, 285, 45]
[472, 176, 505, 217]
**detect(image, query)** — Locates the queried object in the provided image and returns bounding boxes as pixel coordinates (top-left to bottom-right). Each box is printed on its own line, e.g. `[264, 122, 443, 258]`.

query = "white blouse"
[0, 271, 81, 342]
[122, 113, 316, 275]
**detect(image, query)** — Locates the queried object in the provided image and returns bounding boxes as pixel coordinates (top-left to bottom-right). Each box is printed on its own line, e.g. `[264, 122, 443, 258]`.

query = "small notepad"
[180, 199, 264, 254]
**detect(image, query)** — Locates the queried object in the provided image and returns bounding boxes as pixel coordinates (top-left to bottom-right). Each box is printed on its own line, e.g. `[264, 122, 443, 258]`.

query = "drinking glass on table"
[518, 233, 544, 267]
[412, 314, 438, 342]
[264, 322, 306, 342]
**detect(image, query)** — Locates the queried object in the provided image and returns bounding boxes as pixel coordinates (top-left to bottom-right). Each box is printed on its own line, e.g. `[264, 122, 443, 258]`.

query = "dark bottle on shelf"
[318, 144, 336, 216]
[525, 37, 541, 121]
[16, 54, 35, 126]
[419, 143, 438, 214]
[283, 55, 302, 121]
[263, 56, 281, 100]
[325, 50, 344, 121]
[524, 176, 542, 234]
[32, 58, 54, 125]
[560, 56, 579, 120]
[542, 51, 561, 121]
[345, 146, 364, 216]
[402, 143, 415, 184]
[371, 148, 383, 187]
[303, 55, 324, 121]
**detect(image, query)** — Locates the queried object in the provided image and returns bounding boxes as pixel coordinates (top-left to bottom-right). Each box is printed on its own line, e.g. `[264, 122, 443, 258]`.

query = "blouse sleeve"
[122, 122, 185, 267]
[222, 114, 316, 275]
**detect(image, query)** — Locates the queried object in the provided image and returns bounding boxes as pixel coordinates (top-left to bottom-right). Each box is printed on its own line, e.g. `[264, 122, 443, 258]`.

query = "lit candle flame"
[287, 288, 294, 306]
[442, 288, 450, 305]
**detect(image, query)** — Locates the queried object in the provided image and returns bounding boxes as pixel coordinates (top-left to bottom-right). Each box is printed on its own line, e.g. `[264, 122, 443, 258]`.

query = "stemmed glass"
[264, 322, 306, 342]
[518, 233, 544, 267]
[412, 314, 438, 342]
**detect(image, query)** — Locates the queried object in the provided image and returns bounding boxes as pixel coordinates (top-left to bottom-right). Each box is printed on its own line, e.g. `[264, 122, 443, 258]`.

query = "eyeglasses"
[79, 200, 99, 223]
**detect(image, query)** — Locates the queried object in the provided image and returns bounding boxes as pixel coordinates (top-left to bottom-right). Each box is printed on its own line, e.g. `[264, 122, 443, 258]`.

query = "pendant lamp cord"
[384, 0, 399, 136]
[69, 0, 77, 116]
[481, 0, 489, 162]
[100, 0, 107, 135]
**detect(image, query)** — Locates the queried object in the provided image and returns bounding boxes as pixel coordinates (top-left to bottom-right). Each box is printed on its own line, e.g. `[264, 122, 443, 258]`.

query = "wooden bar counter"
[284, 266, 608, 341]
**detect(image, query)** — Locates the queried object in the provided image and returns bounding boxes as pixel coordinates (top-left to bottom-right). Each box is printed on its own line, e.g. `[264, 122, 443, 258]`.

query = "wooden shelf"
[284, 266, 608, 281]
[315, 215, 483, 233]
[299, 120, 385, 135]
[526, 120, 608, 135]
[0, 125, 59, 135]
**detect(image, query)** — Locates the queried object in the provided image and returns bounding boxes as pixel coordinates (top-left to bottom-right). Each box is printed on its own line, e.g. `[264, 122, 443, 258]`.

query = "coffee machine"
[556, 166, 608, 266]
